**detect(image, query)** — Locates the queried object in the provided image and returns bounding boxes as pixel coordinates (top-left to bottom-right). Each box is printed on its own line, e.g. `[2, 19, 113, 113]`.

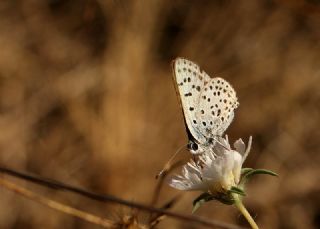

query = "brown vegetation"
[0, 0, 319, 228]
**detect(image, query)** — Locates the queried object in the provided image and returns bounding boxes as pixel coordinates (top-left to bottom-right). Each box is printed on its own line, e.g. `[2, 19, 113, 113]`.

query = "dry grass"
[0, 0, 319, 228]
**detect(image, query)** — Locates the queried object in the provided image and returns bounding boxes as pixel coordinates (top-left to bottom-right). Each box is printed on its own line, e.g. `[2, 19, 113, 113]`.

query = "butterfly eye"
[188, 142, 198, 151]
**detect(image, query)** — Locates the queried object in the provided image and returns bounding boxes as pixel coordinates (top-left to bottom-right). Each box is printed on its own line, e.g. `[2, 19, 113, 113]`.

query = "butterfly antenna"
[156, 144, 188, 179]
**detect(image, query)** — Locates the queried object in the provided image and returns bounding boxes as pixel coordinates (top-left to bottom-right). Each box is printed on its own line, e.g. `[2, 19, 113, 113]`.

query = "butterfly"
[172, 57, 239, 154]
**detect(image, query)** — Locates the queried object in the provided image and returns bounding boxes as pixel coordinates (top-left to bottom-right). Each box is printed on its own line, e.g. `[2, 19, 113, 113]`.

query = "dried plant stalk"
[0, 178, 118, 228]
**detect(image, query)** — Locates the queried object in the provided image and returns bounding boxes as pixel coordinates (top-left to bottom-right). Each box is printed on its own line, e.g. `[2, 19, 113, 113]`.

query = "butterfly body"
[172, 58, 239, 154]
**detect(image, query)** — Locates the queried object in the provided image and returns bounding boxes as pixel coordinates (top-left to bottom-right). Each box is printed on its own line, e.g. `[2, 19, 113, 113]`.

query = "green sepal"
[192, 192, 214, 213]
[241, 168, 254, 176]
[240, 168, 278, 185]
[192, 191, 236, 213]
[228, 186, 246, 196]
[215, 193, 235, 205]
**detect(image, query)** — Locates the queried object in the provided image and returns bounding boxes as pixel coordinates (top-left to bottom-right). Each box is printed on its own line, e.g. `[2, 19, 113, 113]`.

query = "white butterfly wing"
[196, 77, 239, 137]
[172, 58, 211, 144]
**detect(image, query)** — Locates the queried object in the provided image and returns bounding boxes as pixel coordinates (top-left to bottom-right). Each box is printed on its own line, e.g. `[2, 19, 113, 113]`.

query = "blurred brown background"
[0, 0, 319, 228]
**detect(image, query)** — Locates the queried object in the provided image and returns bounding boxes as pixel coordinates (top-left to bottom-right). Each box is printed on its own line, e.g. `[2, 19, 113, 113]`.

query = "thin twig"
[151, 160, 183, 207]
[0, 178, 118, 228]
[149, 196, 179, 228]
[148, 160, 182, 226]
[0, 166, 245, 229]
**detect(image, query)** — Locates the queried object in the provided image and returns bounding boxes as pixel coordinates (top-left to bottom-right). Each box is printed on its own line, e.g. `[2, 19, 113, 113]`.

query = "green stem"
[232, 193, 259, 229]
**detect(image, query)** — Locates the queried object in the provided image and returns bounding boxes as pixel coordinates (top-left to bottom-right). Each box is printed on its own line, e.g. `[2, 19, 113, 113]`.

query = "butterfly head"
[187, 140, 206, 154]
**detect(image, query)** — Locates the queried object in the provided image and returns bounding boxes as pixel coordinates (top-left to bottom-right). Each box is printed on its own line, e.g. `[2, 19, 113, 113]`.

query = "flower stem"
[232, 193, 259, 229]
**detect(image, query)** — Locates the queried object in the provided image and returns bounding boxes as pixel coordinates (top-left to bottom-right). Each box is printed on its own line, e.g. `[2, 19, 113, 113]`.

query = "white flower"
[169, 136, 252, 194]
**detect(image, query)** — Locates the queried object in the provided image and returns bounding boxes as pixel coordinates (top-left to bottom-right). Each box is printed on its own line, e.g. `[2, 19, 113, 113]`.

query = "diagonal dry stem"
[0, 166, 244, 229]
[0, 178, 118, 228]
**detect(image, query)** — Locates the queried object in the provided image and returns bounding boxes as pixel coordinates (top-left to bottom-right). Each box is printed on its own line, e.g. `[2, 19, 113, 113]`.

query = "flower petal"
[168, 135, 253, 193]
[232, 150, 243, 184]
[234, 138, 245, 155]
